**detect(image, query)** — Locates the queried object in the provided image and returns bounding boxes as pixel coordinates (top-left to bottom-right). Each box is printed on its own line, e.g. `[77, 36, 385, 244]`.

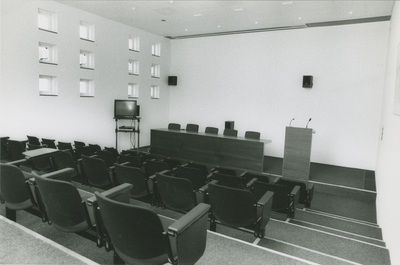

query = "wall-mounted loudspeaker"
[303, 75, 313, 88]
[168, 76, 177, 86]
[225, 121, 234, 130]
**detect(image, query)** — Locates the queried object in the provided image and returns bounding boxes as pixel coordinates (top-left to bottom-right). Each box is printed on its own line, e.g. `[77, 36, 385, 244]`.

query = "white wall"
[0, 1, 171, 151]
[376, 2, 400, 264]
[170, 22, 389, 170]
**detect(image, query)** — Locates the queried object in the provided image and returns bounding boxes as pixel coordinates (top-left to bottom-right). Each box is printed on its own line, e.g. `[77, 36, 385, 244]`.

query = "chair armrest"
[290, 185, 301, 215]
[86, 183, 133, 207]
[159, 169, 171, 176]
[239, 171, 249, 178]
[271, 176, 280, 183]
[245, 177, 258, 189]
[119, 161, 131, 166]
[6, 159, 28, 166]
[168, 203, 210, 236]
[198, 180, 218, 194]
[39, 168, 75, 182]
[257, 191, 274, 229]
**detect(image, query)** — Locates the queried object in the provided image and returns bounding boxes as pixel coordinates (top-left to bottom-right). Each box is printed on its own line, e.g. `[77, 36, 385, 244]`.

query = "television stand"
[114, 118, 140, 153]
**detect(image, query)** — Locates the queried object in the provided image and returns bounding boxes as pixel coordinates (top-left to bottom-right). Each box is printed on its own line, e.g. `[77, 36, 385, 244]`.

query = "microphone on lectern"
[306, 118, 312, 128]
[289, 118, 295, 127]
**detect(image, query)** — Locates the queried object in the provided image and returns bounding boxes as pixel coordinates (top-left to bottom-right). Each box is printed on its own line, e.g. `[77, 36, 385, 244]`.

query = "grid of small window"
[80, 79, 95, 97]
[151, 85, 160, 99]
[80, 21, 95, 42]
[151, 43, 161, 57]
[128, 83, 139, 98]
[80, 50, 95, 69]
[39, 75, 58, 96]
[129, 36, 140, 52]
[39, 42, 58, 64]
[129, 60, 139, 75]
[38, 8, 57, 33]
[151, 64, 160, 78]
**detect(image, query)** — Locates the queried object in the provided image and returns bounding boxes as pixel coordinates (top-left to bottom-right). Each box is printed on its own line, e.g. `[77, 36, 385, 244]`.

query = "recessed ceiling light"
[217, 25, 221, 28]
[255, 21, 259, 24]
[282, 1, 293, 5]
[131, 7, 136, 10]
[349, 11, 353, 15]
[193, 14, 202, 17]
[185, 29, 188, 31]
[298, 17, 302, 20]
[234, 8, 244, 12]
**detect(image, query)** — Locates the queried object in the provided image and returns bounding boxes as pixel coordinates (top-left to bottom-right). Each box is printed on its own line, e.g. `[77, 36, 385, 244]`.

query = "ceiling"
[56, 0, 395, 39]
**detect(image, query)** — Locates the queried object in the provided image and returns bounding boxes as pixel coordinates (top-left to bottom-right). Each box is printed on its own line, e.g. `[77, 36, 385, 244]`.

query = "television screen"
[114, 99, 137, 120]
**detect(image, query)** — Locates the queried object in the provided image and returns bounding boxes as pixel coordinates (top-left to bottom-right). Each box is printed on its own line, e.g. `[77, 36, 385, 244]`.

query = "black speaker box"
[303, 76, 313, 88]
[168, 76, 177, 86]
[225, 121, 234, 130]
[136, 105, 140, 117]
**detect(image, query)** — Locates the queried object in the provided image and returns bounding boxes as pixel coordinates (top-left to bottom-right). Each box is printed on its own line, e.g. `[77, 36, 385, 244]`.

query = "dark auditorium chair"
[209, 171, 243, 189]
[184, 162, 209, 178]
[186, 123, 199, 132]
[26, 143, 54, 172]
[7, 140, 27, 161]
[144, 159, 170, 178]
[245, 131, 261, 140]
[0, 163, 38, 221]
[41, 138, 57, 149]
[96, 149, 115, 168]
[81, 155, 114, 189]
[52, 150, 82, 182]
[250, 181, 300, 219]
[118, 154, 142, 168]
[94, 188, 210, 265]
[1, 136, 10, 159]
[205, 127, 218, 134]
[75, 145, 94, 159]
[155, 170, 205, 212]
[89, 144, 102, 154]
[74, 141, 86, 147]
[57, 141, 76, 160]
[211, 166, 237, 176]
[163, 157, 181, 171]
[168, 123, 181, 130]
[114, 162, 153, 200]
[223, 128, 238, 137]
[32, 168, 94, 233]
[27, 135, 41, 146]
[208, 181, 274, 238]
[104, 147, 119, 160]
[176, 165, 207, 190]
[241, 171, 275, 186]
[275, 177, 315, 208]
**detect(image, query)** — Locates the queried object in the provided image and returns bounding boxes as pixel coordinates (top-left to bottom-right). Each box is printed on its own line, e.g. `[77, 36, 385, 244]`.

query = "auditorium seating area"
[0, 135, 391, 264]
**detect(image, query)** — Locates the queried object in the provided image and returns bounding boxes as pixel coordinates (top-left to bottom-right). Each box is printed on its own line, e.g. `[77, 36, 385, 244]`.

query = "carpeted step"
[293, 209, 383, 240]
[259, 219, 390, 265]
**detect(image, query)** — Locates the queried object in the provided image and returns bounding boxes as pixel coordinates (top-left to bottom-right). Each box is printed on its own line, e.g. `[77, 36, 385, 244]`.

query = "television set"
[114, 99, 137, 120]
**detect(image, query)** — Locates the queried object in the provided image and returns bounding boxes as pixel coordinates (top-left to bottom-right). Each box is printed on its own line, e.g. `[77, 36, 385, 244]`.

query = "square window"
[80, 50, 95, 69]
[151, 64, 160, 78]
[80, 21, 95, 41]
[129, 60, 139, 75]
[129, 36, 140, 52]
[39, 42, 57, 64]
[128, 83, 139, 98]
[151, 43, 161, 56]
[80, 79, 94, 97]
[151, 85, 160, 99]
[39, 75, 58, 96]
[38, 9, 57, 32]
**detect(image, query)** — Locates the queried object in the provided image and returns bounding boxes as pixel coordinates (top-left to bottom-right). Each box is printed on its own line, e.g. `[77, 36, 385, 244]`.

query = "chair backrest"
[163, 157, 181, 171]
[96, 150, 115, 168]
[205, 127, 218, 134]
[241, 171, 270, 185]
[168, 123, 181, 130]
[156, 173, 196, 212]
[95, 192, 170, 264]
[208, 182, 255, 227]
[27, 143, 43, 150]
[81, 155, 112, 188]
[0, 164, 35, 210]
[114, 163, 149, 198]
[276, 178, 308, 202]
[118, 154, 142, 168]
[52, 151, 79, 174]
[0, 137, 10, 157]
[211, 172, 242, 189]
[185, 163, 209, 178]
[6, 140, 26, 161]
[34, 168, 91, 233]
[104, 147, 119, 160]
[75, 146, 94, 159]
[252, 182, 289, 211]
[245, 131, 261, 140]
[41, 138, 57, 149]
[223, 129, 238, 137]
[145, 160, 169, 177]
[89, 144, 101, 153]
[215, 167, 236, 176]
[58, 141, 73, 151]
[74, 141, 86, 147]
[27, 135, 41, 145]
[186, 124, 199, 132]
[176, 166, 206, 190]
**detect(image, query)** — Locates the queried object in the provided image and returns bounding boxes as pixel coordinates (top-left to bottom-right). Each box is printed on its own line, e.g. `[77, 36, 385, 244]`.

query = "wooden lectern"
[282, 127, 313, 181]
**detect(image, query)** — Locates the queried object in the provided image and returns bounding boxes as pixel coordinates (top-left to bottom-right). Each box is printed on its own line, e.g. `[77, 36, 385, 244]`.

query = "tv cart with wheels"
[114, 117, 141, 153]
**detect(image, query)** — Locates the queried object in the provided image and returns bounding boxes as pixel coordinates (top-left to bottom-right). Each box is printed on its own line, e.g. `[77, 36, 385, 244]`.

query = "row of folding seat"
[168, 123, 261, 139]
[0, 161, 210, 264]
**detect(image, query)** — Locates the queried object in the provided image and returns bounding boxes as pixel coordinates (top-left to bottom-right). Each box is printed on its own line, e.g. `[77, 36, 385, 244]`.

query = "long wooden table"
[150, 129, 271, 172]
